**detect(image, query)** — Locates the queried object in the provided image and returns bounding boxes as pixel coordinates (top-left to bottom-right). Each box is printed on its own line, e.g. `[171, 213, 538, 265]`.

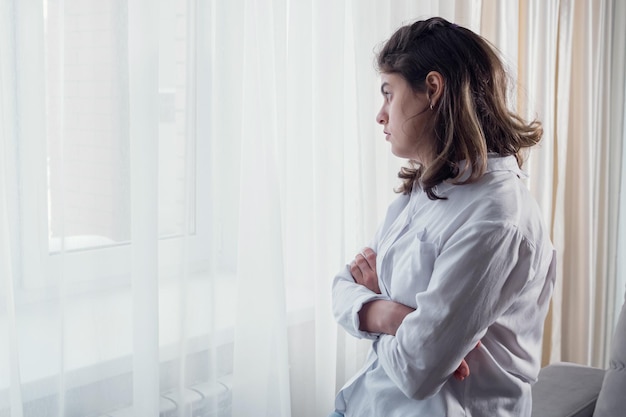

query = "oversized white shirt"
[332, 155, 556, 417]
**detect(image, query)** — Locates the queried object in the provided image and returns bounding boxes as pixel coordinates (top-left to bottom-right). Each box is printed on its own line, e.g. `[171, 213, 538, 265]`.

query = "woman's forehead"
[380, 73, 407, 87]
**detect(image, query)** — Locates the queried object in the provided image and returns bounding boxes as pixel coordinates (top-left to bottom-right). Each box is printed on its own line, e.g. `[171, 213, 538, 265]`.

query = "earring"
[429, 101, 434, 110]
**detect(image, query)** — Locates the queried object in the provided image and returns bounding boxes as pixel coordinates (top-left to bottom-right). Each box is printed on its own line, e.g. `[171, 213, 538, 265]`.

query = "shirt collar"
[424, 154, 527, 196]
[455, 153, 527, 180]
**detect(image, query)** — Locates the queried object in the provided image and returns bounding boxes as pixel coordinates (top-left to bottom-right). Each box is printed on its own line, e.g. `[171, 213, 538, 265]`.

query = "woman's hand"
[350, 247, 380, 293]
[454, 359, 471, 381]
[453, 341, 482, 381]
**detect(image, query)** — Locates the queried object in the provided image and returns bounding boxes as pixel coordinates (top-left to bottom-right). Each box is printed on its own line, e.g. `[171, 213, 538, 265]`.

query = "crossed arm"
[350, 247, 475, 381]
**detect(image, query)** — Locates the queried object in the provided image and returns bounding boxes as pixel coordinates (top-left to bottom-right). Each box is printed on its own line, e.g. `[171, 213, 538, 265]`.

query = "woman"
[331, 17, 556, 416]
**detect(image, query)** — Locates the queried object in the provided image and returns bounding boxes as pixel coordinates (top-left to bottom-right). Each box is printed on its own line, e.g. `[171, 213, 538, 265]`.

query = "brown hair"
[377, 17, 542, 199]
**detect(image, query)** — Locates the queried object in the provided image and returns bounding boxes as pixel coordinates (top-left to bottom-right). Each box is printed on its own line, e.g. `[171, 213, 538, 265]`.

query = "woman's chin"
[390, 147, 418, 161]
[389, 146, 405, 159]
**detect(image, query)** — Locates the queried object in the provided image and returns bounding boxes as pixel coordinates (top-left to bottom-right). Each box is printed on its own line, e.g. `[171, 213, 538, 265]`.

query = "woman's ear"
[425, 71, 444, 107]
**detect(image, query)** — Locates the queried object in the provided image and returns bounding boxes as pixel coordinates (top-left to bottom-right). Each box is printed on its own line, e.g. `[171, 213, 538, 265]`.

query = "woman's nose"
[376, 108, 387, 125]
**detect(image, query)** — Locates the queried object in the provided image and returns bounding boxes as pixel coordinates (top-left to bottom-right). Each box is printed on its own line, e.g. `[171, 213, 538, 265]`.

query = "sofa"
[531, 296, 626, 417]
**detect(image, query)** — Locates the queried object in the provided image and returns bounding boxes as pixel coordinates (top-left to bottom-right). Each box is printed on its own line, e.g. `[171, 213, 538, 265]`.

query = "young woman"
[331, 17, 556, 416]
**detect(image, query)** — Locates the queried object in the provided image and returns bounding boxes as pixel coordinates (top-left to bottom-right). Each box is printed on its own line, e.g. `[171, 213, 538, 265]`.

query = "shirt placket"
[376, 189, 421, 296]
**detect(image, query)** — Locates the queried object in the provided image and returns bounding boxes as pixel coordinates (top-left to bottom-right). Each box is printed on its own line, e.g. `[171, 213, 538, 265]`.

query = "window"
[17, 0, 214, 290]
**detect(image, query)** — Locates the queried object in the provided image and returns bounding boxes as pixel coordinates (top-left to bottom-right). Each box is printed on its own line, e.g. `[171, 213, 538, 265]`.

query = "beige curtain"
[517, 0, 626, 367]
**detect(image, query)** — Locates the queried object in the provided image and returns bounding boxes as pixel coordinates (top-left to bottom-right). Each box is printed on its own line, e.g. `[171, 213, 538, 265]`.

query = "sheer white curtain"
[1, 1, 626, 417]
[1, 0, 220, 416]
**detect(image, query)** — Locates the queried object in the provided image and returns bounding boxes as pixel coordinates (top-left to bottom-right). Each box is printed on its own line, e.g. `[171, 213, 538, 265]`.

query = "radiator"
[104, 376, 232, 417]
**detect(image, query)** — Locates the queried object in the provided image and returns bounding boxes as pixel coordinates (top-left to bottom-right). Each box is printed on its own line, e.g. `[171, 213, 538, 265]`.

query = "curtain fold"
[590, 0, 621, 367]
[608, 0, 626, 347]
[616, 0, 626, 325]
[129, 0, 160, 414]
[0, 1, 625, 416]
[0, 8, 24, 411]
[517, 0, 562, 365]
[547, 0, 575, 366]
[231, 0, 291, 415]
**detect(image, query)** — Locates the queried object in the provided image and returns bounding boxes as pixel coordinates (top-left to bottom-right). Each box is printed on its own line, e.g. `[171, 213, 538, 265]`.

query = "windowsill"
[0, 270, 315, 409]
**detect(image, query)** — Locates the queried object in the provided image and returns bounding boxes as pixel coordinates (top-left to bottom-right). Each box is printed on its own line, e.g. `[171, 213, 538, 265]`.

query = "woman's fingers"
[354, 254, 367, 268]
[350, 261, 363, 282]
[454, 341, 482, 381]
[454, 359, 470, 381]
[359, 247, 377, 270]
[351, 249, 380, 294]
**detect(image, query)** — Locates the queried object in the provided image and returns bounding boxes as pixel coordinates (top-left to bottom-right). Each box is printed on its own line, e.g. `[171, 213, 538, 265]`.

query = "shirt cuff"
[351, 292, 387, 340]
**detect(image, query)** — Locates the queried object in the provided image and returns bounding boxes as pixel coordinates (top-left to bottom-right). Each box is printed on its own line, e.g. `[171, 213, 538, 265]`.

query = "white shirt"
[332, 155, 556, 417]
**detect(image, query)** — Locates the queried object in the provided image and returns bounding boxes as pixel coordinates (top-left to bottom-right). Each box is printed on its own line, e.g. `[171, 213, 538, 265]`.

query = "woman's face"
[376, 73, 434, 164]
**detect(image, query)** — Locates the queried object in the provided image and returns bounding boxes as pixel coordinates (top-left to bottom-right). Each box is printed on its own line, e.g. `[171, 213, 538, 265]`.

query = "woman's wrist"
[385, 301, 414, 335]
[359, 300, 414, 335]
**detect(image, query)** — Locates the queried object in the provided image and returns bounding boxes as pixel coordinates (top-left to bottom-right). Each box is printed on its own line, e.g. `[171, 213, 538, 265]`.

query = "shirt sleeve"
[331, 194, 410, 340]
[375, 221, 541, 400]
[332, 264, 388, 339]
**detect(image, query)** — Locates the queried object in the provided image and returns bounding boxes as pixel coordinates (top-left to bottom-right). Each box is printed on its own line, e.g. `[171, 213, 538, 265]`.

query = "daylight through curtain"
[0, 1, 625, 417]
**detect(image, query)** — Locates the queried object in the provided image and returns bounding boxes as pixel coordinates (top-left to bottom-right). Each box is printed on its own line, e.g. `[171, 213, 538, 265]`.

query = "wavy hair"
[377, 17, 543, 199]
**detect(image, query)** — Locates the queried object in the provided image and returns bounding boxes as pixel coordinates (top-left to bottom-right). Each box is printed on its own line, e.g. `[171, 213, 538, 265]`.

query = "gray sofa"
[531, 297, 626, 417]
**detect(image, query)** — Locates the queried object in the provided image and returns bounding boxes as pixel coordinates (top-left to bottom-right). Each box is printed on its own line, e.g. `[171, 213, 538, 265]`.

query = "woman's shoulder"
[436, 158, 541, 222]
